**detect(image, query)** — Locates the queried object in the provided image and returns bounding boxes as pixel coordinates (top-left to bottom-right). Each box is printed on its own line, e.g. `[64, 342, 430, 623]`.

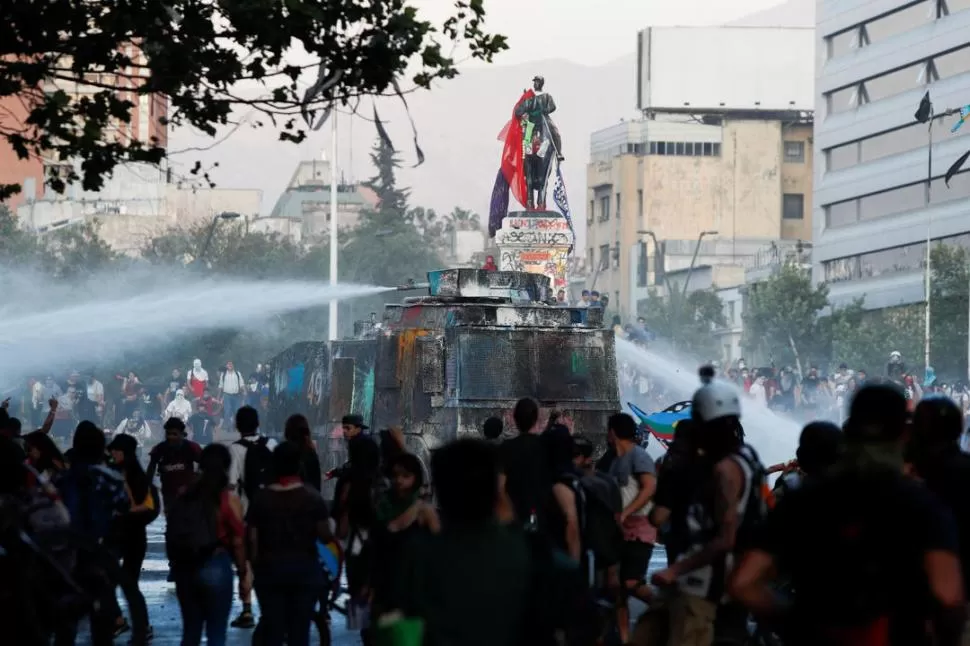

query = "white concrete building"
[16, 163, 261, 255]
[813, 0, 970, 310]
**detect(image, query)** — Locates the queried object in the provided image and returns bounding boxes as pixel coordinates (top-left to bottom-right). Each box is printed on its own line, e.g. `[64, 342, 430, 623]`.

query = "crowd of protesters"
[6, 361, 272, 450]
[4, 360, 970, 646]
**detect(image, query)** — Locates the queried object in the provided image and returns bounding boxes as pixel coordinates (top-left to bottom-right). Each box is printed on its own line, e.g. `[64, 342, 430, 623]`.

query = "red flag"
[497, 90, 534, 209]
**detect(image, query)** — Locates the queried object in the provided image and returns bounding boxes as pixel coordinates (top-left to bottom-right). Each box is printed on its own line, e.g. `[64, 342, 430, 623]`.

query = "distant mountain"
[167, 55, 638, 247]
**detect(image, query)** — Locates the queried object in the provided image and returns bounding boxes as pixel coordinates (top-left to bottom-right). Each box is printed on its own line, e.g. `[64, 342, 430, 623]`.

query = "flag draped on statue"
[488, 90, 535, 236]
[552, 164, 575, 253]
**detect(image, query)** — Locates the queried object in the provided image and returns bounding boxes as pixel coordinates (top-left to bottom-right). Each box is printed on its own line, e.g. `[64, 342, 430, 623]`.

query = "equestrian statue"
[489, 75, 574, 237]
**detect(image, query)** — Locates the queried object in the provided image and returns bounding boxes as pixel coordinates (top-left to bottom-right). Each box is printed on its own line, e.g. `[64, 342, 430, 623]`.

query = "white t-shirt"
[229, 434, 279, 512]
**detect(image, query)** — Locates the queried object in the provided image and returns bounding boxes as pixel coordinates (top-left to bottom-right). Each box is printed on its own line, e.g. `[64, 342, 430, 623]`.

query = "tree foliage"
[928, 243, 970, 380]
[742, 263, 829, 373]
[638, 287, 726, 360]
[0, 0, 507, 198]
[0, 204, 119, 277]
[743, 245, 970, 380]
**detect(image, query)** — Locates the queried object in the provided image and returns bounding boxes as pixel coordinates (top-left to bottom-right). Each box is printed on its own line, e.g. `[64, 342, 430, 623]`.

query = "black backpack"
[165, 491, 220, 568]
[732, 444, 768, 553]
[568, 471, 623, 573]
[236, 436, 274, 503]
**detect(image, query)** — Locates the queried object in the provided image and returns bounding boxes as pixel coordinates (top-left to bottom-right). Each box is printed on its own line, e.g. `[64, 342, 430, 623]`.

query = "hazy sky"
[420, 0, 789, 67]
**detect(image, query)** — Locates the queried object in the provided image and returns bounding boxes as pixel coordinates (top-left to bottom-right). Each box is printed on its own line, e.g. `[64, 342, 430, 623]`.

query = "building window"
[612, 242, 620, 269]
[712, 143, 721, 156]
[727, 300, 736, 325]
[782, 193, 804, 220]
[588, 247, 594, 270]
[637, 242, 648, 287]
[648, 142, 658, 154]
[599, 195, 610, 222]
[615, 192, 621, 219]
[783, 140, 805, 163]
[656, 142, 667, 155]
[588, 200, 594, 224]
[599, 244, 610, 270]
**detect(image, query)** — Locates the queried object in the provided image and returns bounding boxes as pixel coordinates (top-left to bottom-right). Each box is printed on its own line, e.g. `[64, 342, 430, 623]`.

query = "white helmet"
[889, 351, 901, 361]
[692, 366, 742, 423]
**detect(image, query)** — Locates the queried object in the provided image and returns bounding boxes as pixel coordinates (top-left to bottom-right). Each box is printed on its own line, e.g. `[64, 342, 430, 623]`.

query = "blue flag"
[552, 165, 575, 253]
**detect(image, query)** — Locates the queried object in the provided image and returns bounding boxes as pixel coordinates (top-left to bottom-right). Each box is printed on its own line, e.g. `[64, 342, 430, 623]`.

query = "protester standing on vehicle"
[228, 405, 277, 629]
[729, 383, 966, 646]
[166, 443, 246, 646]
[247, 441, 337, 646]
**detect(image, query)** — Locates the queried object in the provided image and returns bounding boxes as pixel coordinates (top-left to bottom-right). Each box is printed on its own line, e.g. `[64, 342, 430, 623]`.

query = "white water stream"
[615, 338, 800, 466]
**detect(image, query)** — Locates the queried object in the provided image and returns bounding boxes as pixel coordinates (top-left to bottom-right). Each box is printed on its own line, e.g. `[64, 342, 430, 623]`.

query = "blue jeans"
[255, 557, 324, 646]
[222, 393, 241, 426]
[174, 550, 234, 646]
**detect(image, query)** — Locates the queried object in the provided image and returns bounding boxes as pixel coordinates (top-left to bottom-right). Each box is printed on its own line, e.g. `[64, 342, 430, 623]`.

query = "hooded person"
[114, 410, 153, 447]
[164, 389, 193, 424]
[187, 359, 209, 399]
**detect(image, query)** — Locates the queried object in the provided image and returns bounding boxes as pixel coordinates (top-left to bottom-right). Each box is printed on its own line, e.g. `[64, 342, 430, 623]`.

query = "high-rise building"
[813, 0, 970, 310]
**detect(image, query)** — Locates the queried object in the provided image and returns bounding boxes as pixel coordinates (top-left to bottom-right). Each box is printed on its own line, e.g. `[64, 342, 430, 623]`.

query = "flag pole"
[924, 106, 933, 374]
[328, 110, 339, 342]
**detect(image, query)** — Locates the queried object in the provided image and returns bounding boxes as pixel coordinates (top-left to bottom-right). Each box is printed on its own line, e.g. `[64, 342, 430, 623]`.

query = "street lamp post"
[196, 211, 241, 266]
[682, 230, 719, 299]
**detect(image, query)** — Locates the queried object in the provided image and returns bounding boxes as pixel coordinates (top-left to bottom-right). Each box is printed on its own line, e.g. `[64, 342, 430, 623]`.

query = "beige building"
[16, 163, 261, 255]
[585, 115, 813, 318]
[268, 159, 379, 242]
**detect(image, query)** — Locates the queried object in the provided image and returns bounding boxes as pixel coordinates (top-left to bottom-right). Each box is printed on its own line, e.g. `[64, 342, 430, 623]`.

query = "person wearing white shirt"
[219, 361, 244, 428]
[227, 405, 276, 629]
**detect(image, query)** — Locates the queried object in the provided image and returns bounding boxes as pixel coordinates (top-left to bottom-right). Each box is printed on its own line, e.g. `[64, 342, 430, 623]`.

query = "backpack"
[165, 491, 221, 568]
[568, 471, 623, 573]
[236, 436, 274, 503]
[133, 484, 161, 527]
[58, 464, 121, 541]
[732, 444, 768, 552]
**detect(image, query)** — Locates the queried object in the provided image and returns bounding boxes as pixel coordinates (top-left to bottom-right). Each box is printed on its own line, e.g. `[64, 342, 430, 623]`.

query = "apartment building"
[0, 44, 169, 210]
[585, 116, 814, 318]
[813, 0, 970, 310]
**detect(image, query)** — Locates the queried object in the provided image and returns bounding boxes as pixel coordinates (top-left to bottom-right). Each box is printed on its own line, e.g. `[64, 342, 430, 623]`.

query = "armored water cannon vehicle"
[267, 268, 619, 486]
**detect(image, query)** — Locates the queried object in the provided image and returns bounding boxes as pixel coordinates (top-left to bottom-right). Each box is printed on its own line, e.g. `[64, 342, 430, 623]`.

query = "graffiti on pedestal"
[499, 248, 569, 288]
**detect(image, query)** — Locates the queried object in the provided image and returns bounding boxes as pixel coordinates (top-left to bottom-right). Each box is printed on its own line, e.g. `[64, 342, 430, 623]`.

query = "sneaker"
[231, 609, 256, 629]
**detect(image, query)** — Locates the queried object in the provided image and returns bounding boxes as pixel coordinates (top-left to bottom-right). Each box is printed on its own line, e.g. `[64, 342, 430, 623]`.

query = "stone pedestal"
[494, 211, 574, 292]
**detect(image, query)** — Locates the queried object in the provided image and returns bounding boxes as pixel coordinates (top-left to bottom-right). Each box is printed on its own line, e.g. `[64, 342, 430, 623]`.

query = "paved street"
[78, 514, 664, 645]
[78, 515, 358, 646]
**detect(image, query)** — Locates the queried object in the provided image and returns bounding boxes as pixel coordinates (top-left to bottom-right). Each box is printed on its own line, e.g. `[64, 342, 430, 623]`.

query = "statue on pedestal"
[489, 75, 574, 237]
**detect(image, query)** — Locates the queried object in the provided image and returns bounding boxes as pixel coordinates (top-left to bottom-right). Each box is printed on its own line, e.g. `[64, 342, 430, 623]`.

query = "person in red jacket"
[482, 255, 498, 271]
